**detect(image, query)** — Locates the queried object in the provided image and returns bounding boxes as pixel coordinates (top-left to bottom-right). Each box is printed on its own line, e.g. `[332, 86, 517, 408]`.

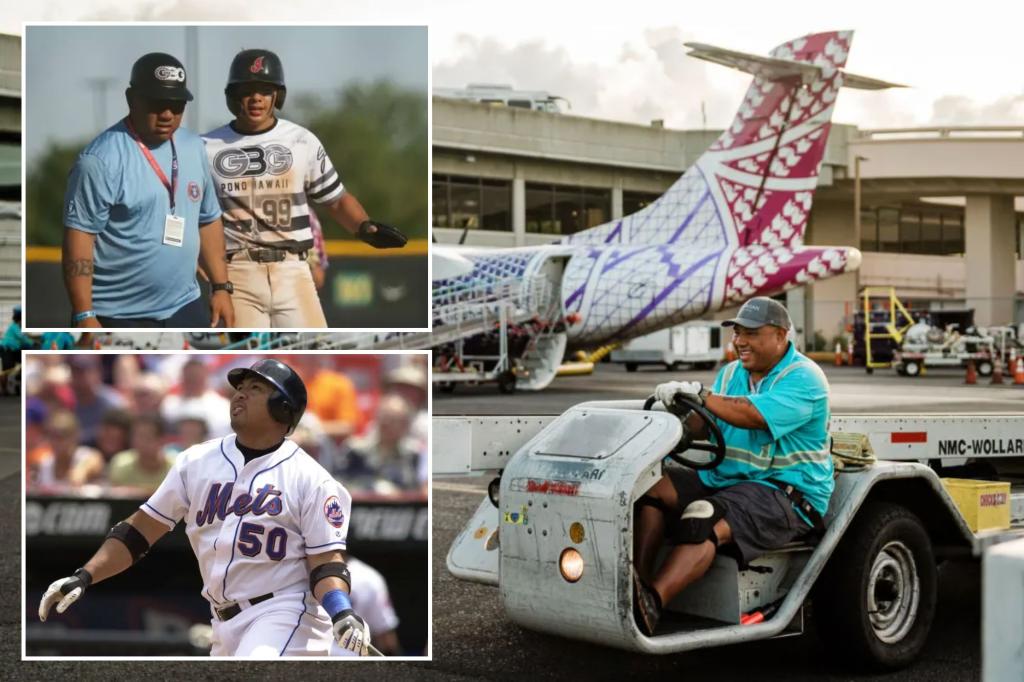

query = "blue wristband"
[322, 589, 352, 619]
[72, 311, 97, 323]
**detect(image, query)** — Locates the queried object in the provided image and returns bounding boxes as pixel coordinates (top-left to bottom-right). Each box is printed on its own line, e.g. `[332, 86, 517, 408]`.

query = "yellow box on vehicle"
[941, 479, 1011, 532]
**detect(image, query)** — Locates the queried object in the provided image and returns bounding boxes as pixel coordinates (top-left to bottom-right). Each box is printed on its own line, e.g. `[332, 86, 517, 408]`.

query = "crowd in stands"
[25, 353, 428, 498]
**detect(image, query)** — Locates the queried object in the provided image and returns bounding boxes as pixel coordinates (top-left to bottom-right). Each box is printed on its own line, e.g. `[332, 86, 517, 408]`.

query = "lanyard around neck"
[124, 117, 178, 212]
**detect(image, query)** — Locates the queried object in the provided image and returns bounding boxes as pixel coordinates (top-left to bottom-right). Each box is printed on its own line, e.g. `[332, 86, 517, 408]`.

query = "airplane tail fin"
[567, 31, 857, 251]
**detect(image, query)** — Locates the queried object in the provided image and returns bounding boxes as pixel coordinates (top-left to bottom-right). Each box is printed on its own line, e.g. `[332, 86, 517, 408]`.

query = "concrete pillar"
[965, 194, 1016, 326]
[804, 200, 860, 348]
[786, 287, 807, 351]
[611, 177, 624, 220]
[512, 176, 526, 247]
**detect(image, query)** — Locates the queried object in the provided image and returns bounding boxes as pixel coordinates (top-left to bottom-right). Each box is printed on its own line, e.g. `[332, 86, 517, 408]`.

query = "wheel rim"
[866, 540, 920, 643]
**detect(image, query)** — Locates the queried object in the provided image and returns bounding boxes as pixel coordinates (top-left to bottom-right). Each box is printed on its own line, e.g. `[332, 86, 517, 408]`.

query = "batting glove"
[39, 568, 93, 622]
[655, 381, 710, 409]
[358, 220, 408, 249]
[332, 608, 371, 656]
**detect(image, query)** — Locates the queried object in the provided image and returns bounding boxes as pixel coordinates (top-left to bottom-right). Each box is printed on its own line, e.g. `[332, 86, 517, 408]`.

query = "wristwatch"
[211, 281, 234, 294]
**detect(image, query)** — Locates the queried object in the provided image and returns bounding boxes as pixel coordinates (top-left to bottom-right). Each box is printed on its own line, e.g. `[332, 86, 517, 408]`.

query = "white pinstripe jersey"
[141, 434, 352, 605]
[202, 119, 345, 254]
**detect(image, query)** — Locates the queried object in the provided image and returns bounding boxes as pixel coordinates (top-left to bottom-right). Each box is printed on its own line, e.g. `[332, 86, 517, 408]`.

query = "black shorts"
[664, 465, 811, 566]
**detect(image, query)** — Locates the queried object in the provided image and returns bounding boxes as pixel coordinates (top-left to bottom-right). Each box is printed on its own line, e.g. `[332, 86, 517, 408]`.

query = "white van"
[610, 321, 723, 371]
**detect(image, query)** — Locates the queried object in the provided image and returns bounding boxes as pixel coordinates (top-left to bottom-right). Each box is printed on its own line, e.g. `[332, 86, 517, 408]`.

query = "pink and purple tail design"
[567, 31, 851, 252]
[564, 32, 857, 312]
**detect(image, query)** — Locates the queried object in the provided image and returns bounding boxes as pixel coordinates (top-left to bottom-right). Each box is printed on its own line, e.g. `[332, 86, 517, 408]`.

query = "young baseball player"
[38, 359, 372, 657]
[201, 49, 408, 329]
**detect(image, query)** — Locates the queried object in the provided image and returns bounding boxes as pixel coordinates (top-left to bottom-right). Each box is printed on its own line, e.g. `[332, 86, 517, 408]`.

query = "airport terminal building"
[432, 95, 1024, 348]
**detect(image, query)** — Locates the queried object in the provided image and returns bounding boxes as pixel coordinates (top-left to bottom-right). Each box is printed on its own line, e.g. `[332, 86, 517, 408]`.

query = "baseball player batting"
[38, 359, 374, 657]
[202, 49, 408, 328]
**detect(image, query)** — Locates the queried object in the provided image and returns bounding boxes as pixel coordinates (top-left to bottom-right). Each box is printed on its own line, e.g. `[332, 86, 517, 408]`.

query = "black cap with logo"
[129, 52, 194, 101]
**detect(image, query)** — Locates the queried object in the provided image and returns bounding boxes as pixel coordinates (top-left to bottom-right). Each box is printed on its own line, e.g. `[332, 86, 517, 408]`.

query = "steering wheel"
[642, 393, 726, 470]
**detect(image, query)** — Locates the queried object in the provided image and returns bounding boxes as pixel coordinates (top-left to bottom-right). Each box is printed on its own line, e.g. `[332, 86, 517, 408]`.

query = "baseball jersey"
[63, 120, 222, 320]
[201, 119, 345, 254]
[140, 434, 352, 605]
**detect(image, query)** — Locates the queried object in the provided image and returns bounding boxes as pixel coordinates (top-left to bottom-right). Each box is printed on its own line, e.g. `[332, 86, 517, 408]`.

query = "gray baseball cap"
[722, 297, 792, 330]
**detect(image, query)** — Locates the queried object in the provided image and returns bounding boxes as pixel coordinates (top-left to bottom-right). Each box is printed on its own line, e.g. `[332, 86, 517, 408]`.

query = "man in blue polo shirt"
[633, 296, 832, 636]
[62, 52, 235, 328]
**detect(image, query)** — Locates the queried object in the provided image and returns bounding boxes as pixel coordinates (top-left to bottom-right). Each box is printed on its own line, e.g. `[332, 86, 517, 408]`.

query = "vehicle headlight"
[559, 547, 584, 583]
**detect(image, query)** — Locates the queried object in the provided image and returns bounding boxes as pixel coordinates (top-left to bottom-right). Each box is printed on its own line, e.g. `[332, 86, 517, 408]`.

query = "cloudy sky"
[6, 0, 1024, 132]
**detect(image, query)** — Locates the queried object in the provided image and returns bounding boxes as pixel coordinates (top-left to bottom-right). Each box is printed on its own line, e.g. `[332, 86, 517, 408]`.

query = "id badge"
[163, 214, 185, 247]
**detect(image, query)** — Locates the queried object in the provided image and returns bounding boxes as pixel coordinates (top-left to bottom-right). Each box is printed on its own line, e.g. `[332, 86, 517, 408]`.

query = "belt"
[227, 249, 308, 263]
[768, 479, 826, 540]
[214, 592, 274, 621]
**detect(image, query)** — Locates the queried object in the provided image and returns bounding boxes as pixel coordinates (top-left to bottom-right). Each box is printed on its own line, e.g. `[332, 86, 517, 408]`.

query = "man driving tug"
[634, 296, 833, 636]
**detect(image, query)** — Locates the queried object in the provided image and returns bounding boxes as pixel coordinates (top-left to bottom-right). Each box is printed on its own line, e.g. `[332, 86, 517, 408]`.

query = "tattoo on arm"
[63, 259, 94, 277]
[718, 396, 752, 408]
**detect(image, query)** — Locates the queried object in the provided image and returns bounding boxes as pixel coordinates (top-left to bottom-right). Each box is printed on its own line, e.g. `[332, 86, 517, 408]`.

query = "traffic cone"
[834, 342, 843, 367]
[1014, 357, 1024, 385]
[991, 357, 1004, 385]
[725, 342, 736, 362]
[965, 360, 977, 385]
[182, 340, 190, 350]
[847, 338, 854, 366]
[50, 341, 57, 350]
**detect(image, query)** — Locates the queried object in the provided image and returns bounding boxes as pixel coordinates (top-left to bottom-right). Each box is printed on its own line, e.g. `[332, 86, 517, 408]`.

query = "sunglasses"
[138, 97, 187, 115]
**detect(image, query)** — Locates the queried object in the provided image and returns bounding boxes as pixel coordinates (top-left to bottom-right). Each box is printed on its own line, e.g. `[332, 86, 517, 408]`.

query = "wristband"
[322, 589, 352, 619]
[72, 567, 93, 589]
[72, 311, 97, 323]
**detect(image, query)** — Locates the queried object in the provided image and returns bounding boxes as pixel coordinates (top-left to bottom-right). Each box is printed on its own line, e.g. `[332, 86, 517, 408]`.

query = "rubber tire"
[669, 362, 685, 372]
[625, 363, 638, 373]
[976, 360, 993, 377]
[497, 370, 517, 394]
[903, 361, 920, 377]
[866, 367, 874, 375]
[438, 382, 455, 393]
[812, 501, 937, 672]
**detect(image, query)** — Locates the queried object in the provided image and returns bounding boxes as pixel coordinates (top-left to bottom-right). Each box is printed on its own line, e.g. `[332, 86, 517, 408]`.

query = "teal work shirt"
[0, 322, 35, 351]
[698, 342, 834, 516]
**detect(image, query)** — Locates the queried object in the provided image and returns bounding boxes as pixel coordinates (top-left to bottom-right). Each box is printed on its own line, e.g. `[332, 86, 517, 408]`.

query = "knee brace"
[669, 498, 726, 546]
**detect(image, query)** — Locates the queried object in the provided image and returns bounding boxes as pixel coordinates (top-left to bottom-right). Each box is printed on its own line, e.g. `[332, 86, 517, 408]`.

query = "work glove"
[655, 380, 710, 409]
[39, 568, 93, 621]
[332, 608, 371, 656]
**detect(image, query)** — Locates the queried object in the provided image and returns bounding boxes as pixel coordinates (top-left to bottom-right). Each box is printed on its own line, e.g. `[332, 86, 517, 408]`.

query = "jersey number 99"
[260, 199, 292, 228]
[238, 522, 287, 560]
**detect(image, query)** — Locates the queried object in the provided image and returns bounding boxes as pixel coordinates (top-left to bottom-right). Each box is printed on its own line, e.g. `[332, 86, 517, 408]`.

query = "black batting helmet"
[227, 359, 307, 434]
[225, 49, 286, 114]
[129, 52, 194, 101]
